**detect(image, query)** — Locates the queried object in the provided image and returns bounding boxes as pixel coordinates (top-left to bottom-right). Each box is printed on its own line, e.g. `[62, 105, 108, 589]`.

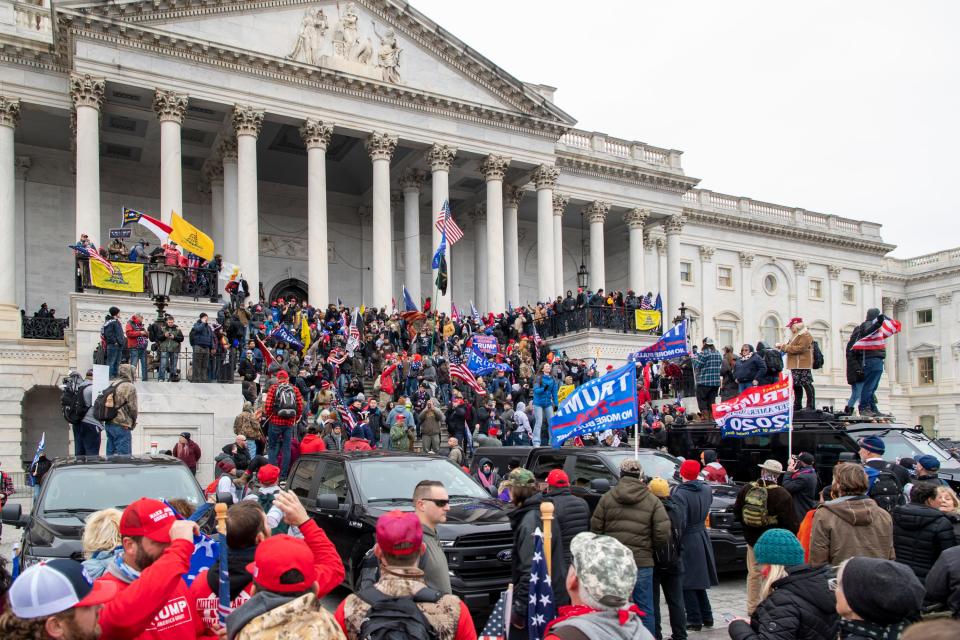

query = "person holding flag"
[849, 307, 901, 417]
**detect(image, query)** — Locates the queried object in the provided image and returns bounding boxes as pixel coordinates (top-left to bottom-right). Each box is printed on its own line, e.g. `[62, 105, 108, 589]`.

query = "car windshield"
[352, 459, 491, 503]
[40, 465, 203, 514]
[856, 429, 954, 464]
[605, 451, 681, 481]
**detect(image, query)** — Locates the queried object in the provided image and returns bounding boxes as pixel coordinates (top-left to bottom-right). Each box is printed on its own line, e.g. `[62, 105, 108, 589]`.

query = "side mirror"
[589, 478, 611, 493]
[2, 503, 27, 528]
[316, 493, 341, 512]
[215, 492, 235, 506]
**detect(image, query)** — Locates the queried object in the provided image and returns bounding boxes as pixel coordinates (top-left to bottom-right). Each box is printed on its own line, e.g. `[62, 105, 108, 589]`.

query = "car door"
[311, 459, 356, 561]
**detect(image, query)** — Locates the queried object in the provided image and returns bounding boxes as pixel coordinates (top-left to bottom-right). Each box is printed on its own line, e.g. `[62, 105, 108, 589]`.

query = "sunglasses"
[421, 498, 450, 508]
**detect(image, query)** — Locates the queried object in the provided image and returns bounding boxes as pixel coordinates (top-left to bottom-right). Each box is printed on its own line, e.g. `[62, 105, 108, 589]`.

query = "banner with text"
[472, 334, 498, 354]
[627, 320, 688, 364]
[549, 363, 638, 447]
[634, 309, 661, 331]
[713, 373, 793, 438]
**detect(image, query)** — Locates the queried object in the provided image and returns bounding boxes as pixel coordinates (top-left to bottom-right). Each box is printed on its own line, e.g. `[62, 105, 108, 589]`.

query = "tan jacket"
[112, 364, 138, 429]
[233, 411, 261, 439]
[236, 593, 346, 640]
[809, 496, 895, 566]
[783, 329, 814, 370]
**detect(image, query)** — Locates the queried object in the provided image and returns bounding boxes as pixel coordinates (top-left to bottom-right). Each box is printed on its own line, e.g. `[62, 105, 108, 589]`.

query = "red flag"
[852, 316, 902, 351]
[254, 335, 275, 368]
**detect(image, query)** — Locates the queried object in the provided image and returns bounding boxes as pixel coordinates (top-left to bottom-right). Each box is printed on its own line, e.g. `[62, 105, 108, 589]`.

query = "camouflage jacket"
[235, 593, 345, 640]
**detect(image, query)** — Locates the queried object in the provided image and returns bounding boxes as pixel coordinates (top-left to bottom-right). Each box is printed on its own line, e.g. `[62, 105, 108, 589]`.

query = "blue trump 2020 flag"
[627, 320, 689, 364]
[549, 363, 638, 447]
[270, 324, 304, 350]
[466, 346, 495, 376]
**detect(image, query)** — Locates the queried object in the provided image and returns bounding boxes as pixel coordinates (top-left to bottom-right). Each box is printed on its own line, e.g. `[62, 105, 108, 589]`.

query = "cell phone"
[721, 612, 737, 623]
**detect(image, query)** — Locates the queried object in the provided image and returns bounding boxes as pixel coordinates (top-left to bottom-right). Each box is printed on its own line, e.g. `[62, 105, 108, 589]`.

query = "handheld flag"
[449, 361, 487, 395]
[470, 301, 481, 324]
[434, 199, 463, 244]
[89, 260, 145, 293]
[479, 587, 511, 640]
[626, 320, 689, 364]
[253, 335, 275, 369]
[451, 302, 460, 323]
[300, 316, 312, 353]
[435, 254, 448, 295]
[653, 293, 662, 312]
[432, 200, 449, 270]
[169, 212, 214, 261]
[851, 315, 902, 351]
[269, 325, 304, 350]
[528, 529, 556, 640]
[466, 347, 495, 376]
[714, 373, 794, 438]
[27, 433, 45, 487]
[549, 363, 638, 447]
[346, 309, 361, 355]
[402, 286, 419, 312]
[69, 244, 115, 275]
[122, 207, 172, 243]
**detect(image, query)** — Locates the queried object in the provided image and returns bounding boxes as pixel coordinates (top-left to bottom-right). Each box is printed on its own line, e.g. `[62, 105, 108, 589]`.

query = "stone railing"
[682, 188, 884, 240]
[557, 129, 682, 172]
[886, 247, 960, 273]
[0, 0, 54, 46]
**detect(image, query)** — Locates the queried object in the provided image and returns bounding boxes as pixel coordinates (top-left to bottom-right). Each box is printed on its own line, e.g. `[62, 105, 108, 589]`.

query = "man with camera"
[151, 315, 183, 382]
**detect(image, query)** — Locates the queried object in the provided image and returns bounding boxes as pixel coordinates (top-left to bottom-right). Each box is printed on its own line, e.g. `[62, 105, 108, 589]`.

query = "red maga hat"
[246, 535, 317, 593]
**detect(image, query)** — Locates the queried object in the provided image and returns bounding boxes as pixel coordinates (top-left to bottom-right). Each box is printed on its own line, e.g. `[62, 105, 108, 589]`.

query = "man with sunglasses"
[413, 479, 452, 594]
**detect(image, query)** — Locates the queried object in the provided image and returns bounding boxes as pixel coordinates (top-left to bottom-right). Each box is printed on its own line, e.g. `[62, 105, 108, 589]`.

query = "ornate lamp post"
[576, 211, 589, 289]
[148, 268, 175, 321]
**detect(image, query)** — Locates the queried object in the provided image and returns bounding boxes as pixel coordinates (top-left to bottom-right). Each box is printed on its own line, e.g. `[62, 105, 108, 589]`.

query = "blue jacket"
[189, 320, 215, 348]
[532, 373, 559, 408]
[732, 352, 767, 384]
[102, 317, 124, 347]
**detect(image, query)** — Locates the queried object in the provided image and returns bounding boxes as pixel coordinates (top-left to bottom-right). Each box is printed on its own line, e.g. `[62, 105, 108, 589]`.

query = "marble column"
[740, 252, 756, 344]
[204, 163, 224, 259]
[552, 193, 568, 296]
[300, 119, 333, 307]
[860, 270, 875, 313]
[584, 201, 609, 294]
[14, 156, 30, 310]
[663, 214, 684, 321]
[937, 293, 954, 383]
[153, 90, 188, 224]
[233, 105, 264, 295]
[532, 165, 559, 302]
[656, 237, 667, 308]
[366, 131, 398, 310]
[70, 73, 105, 244]
[793, 261, 808, 319]
[828, 265, 843, 377]
[0, 97, 20, 313]
[390, 192, 402, 302]
[872, 273, 884, 316]
[219, 138, 239, 266]
[426, 144, 457, 315]
[471, 205, 488, 312]
[400, 168, 426, 305]
[882, 297, 899, 387]
[503, 186, 523, 308]
[699, 246, 715, 337]
[483, 154, 509, 313]
[624, 208, 649, 295]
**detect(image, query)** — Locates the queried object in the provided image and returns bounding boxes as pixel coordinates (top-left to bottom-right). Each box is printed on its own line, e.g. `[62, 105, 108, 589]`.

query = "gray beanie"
[841, 557, 923, 625]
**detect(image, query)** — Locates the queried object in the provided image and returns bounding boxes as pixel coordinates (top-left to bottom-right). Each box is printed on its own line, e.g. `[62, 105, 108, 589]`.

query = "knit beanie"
[841, 557, 924, 625]
[648, 477, 670, 498]
[679, 460, 701, 481]
[752, 529, 804, 567]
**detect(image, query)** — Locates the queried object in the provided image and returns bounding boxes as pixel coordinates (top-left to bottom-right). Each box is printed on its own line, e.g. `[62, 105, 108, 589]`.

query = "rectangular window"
[718, 328, 735, 350]
[918, 356, 935, 385]
[842, 282, 855, 304]
[808, 278, 823, 300]
[717, 266, 733, 289]
[680, 261, 693, 284]
[916, 309, 933, 325]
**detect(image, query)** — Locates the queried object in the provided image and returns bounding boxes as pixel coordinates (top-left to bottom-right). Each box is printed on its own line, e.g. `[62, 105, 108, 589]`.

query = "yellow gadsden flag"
[90, 260, 144, 293]
[169, 212, 214, 261]
[634, 309, 662, 331]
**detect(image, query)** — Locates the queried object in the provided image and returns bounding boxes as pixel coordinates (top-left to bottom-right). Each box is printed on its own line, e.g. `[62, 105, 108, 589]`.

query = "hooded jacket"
[299, 433, 327, 453]
[546, 487, 591, 566]
[728, 564, 839, 640]
[892, 502, 957, 580]
[545, 607, 649, 640]
[510, 494, 570, 621]
[228, 592, 345, 640]
[925, 544, 960, 618]
[590, 475, 670, 568]
[809, 496, 894, 566]
[112, 364, 138, 429]
[782, 466, 820, 521]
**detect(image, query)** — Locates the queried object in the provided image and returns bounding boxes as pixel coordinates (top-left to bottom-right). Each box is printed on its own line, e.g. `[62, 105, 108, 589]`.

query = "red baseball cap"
[376, 510, 422, 556]
[787, 317, 803, 328]
[120, 498, 177, 543]
[246, 534, 316, 593]
[546, 469, 570, 488]
[679, 459, 701, 481]
[277, 370, 289, 381]
[258, 464, 280, 485]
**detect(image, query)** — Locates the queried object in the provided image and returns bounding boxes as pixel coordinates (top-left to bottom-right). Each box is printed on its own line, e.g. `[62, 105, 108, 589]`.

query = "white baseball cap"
[8, 559, 118, 619]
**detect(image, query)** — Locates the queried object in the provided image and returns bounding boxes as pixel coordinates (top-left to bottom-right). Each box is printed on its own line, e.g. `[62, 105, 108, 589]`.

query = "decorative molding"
[699, 246, 715, 262]
[622, 208, 649, 230]
[153, 89, 188, 124]
[68, 72, 105, 110]
[232, 105, 264, 137]
[202, 162, 224, 183]
[482, 154, 510, 181]
[739, 252, 756, 268]
[365, 131, 397, 161]
[260, 233, 308, 260]
[643, 234, 657, 252]
[583, 201, 610, 224]
[425, 143, 456, 172]
[218, 137, 238, 162]
[0, 96, 21, 128]
[14, 156, 31, 180]
[828, 265, 842, 280]
[552, 193, 569, 217]
[556, 154, 697, 195]
[655, 237, 666, 257]
[859, 269, 874, 284]
[794, 260, 808, 275]
[504, 185, 524, 208]
[894, 299, 907, 313]
[663, 214, 685, 235]
[937, 292, 953, 305]
[399, 167, 426, 192]
[390, 191, 403, 207]
[531, 164, 560, 190]
[299, 118, 334, 150]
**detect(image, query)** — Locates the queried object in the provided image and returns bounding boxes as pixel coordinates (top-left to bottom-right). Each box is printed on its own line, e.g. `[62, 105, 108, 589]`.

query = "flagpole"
[787, 371, 794, 459]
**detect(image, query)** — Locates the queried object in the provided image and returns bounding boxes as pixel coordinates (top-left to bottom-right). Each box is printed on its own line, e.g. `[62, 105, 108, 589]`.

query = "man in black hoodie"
[544, 469, 590, 567]
[855, 308, 886, 417]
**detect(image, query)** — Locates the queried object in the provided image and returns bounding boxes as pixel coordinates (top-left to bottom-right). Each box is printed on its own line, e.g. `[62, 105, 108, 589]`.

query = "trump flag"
[627, 320, 688, 364]
[713, 373, 793, 438]
[549, 363, 638, 447]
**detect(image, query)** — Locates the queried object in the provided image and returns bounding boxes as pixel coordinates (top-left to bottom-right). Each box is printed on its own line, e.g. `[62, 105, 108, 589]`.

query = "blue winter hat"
[753, 528, 804, 567]
[857, 435, 885, 455]
[916, 455, 940, 471]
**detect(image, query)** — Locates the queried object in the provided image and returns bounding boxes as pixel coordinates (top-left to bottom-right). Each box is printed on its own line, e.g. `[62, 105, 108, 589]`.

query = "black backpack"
[812, 341, 825, 370]
[93, 383, 121, 423]
[356, 586, 441, 640]
[61, 377, 89, 424]
[762, 348, 783, 374]
[654, 498, 684, 568]
[274, 383, 298, 418]
[867, 462, 905, 512]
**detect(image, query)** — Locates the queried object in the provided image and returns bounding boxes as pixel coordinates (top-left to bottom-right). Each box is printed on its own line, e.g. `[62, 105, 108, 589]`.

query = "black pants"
[654, 566, 687, 640]
[683, 589, 713, 626]
[695, 385, 719, 415]
[72, 422, 101, 456]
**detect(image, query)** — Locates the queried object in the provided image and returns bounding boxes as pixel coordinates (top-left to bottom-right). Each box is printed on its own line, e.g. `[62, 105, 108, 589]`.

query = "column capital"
[468, 203, 486, 223]
[425, 143, 457, 171]
[872, 271, 883, 286]
[0, 96, 21, 128]
[882, 296, 896, 314]
[623, 207, 649, 230]
[699, 246, 715, 262]
[663, 214, 685, 235]
[482, 154, 510, 181]
[859, 269, 874, 284]
[828, 265, 842, 280]
[300, 118, 334, 150]
[232, 105, 264, 138]
[583, 200, 610, 224]
[937, 292, 953, 305]
[552, 193, 568, 217]
[69, 73, 105, 110]
[153, 89, 188, 124]
[390, 191, 404, 207]
[794, 260, 809, 275]
[655, 237, 666, 256]
[203, 162, 224, 183]
[894, 298, 907, 313]
[739, 252, 755, 268]
[366, 131, 397, 161]
[218, 137, 238, 162]
[399, 167, 426, 192]
[15, 156, 31, 180]
[531, 164, 559, 190]
[504, 184, 524, 208]
[643, 234, 657, 251]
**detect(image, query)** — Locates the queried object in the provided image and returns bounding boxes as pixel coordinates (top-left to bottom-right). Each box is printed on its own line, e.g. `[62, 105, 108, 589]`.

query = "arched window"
[808, 321, 830, 370]
[762, 315, 781, 347]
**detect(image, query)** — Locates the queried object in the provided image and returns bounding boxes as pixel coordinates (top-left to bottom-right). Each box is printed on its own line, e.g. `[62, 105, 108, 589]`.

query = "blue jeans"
[129, 348, 148, 381]
[632, 567, 656, 635]
[532, 405, 554, 446]
[106, 345, 121, 377]
[738, 382, 754, 393]
[105, 423, 131, 455]
[245, 439, 257, 461]
[683, 589, 713, 626]
[159, 351, 179, 381]
[847, 380, 865, 408]
[72, 422, 101, 456]
[859, 358, 884, 411]
[266, 423, 293, 479]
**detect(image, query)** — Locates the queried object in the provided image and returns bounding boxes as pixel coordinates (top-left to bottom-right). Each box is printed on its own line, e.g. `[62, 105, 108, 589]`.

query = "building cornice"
[555, 153, 698, 195]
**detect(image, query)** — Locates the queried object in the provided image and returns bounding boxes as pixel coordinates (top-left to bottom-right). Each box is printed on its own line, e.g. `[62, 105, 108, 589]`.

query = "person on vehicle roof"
[777, 317, 816, 411]
[733, 345, 767, 393]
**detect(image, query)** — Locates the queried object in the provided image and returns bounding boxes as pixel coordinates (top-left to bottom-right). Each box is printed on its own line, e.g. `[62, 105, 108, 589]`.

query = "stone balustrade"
[557, 128, 682, 172]
[886, 247, 960, 272]
[0, 0, 54, 46]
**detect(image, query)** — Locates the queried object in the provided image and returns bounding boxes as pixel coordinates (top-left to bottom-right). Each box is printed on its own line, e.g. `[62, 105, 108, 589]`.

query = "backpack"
[762, 349, 783, 374]
[93, 383, 121, 423]
[654, 499, 683, 568]
[866, 462, 905, 512]
[274, 383, 298, 418]
[356, 586, 441, 640]
[812, 341, 825, 370]
[741, 482, 777, 528]
[61, 377, 89, 424]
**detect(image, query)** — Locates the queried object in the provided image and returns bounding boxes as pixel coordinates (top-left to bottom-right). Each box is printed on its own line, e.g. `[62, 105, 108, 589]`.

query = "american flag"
[451, 302, 460, 323]
[253, 335, 275, 368]
[640, 294, 654, 310]
[449, 361, 487, 395]
[479, 587, 511, 640]
[346, 309, 361, 355]
[328, 349, 347, 366]
[69, 243, 116, 274]
[434, 200, 464, 244]
[852, 315, 902, 351]
[331, 385, 357, 430]
[528, 528, 556, 640]
[470, 300, 481, 324]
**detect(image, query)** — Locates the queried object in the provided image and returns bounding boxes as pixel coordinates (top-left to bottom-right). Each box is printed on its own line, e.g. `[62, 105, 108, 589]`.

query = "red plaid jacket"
[264, 382, 304, 427]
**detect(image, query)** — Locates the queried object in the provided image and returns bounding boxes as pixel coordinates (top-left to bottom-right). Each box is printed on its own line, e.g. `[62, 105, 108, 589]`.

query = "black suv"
[469, 446, 747, 573]
[286, 451, 513, 611]
[2, 455, 208, 570]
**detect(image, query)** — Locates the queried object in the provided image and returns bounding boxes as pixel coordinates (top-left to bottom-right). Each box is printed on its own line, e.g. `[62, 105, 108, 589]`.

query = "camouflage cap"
[570, 532, 637, 608]
[502, 467, 536, 488]
[619, 458, 643, 477]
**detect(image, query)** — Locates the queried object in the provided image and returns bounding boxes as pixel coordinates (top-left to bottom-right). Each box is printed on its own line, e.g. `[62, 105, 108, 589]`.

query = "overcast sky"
[413, 0, 958, 258]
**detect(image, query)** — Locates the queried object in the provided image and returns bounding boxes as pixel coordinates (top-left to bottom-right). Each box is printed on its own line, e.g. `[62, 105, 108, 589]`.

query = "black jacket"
[892, 502, 957, 580]
[545, 487, 591, 565]
[781, 467, 819, 521]
[728, 564, 839, 640]
[508, 493, 569, 621]
[925, 544, 960, 618]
